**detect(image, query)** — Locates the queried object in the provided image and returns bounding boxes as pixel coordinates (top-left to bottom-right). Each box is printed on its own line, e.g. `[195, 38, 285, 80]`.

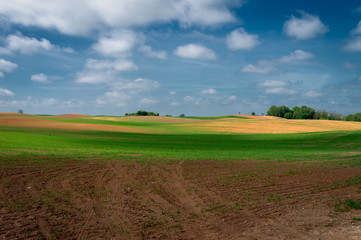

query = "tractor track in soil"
[0, 158, 360, 239]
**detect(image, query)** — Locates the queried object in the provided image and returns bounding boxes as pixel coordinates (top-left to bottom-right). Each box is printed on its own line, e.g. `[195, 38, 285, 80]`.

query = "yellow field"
[1, 113, 361, 134]
[186, 116, 361, 134]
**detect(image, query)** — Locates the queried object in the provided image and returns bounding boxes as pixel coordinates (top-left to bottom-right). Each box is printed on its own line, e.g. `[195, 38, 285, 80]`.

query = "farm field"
[1, 113, 361, 239]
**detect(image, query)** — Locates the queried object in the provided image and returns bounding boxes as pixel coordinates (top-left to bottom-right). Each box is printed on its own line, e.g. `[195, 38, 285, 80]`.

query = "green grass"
[334, 199, 361, 212]
[185, 115, 248, 120]
[1, 123, 361, 164]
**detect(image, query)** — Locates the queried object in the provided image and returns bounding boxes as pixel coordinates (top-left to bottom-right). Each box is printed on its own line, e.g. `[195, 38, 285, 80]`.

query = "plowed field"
[0, 113, 360, 239]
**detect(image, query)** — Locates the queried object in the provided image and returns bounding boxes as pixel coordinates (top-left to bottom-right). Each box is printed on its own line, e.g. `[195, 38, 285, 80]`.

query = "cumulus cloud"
[265, 88, 296, 95]
[169, 91, 176, 95]
[92, 30, 141, 58]
[0, 34, 72, 54]
[0, 58, 18, 76]
[303, 90, 322, 98]
[200, 88, 217, 94]
[138, 97, 159, 105]
[283, 12, 328, 40]
[344, 22, 361, 52]
[174, 43, 216, 60]
[351, 21, 361, 35]
[259, 80, 288, 88]
[110, 78, 160, 92]
[259, 80, 296, 95]
[0, 0, 243, 36]
[85, 59, 138, 72]
[222, 95, 237, 104]
[75, 58, 138, 84]
[241, 64, 275, 74]
[226, 28, 259, 50]
[345, 37, 361, 52]
[184, 95, 202, 104]
[93, 78, 160, 107]
[0, 88, 15, 97]
[241, 50, 314, 74]
[138, 45, 167, 59]
[96, 91, 131, 107]
[31, 73, 49, 83]
[278, 50, 314, 64]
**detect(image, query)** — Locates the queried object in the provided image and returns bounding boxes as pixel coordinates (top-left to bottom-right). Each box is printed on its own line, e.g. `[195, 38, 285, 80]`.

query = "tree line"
[267, 105, 361, 122]
[125, 110, 159, 116]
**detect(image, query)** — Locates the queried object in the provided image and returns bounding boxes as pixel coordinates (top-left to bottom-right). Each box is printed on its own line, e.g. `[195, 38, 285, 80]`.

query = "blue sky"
[0, 0, 360, 116]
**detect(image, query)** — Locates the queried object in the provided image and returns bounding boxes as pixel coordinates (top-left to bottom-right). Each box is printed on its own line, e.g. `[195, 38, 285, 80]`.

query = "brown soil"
[1, 158, 360, 239]
[0, 117, 149, 133]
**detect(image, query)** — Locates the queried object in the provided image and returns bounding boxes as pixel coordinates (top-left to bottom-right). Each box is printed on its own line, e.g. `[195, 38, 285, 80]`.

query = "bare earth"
[1, 158, 360, 239]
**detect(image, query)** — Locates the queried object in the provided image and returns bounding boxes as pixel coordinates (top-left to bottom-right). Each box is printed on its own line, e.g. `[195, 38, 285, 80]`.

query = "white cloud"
[344, 21, 361, 52]
[92, 30, 141, 58]
[0, 88, 15, 97]
[85, 59, 138, 72]
[283, 12, 328, 40]
[174, 43, 216, 60]
[222, 95, 237, 104]
[241, 64, 275, 74]
[201, 88, 217, 94]
[184, 95, 202, 104]
[170, 101, 181, 106]
[344, 36, 361, 52]
[96, 91, 131, 107]
[351, 21, 361, 35]
[303, 90, 322, 98]
[31, 73, 49, 83]
[138, 97, 159, 105]
[265, 88, 296, 95]
[110, 78, 160, 92]
[76, 71, 114, 84]
[169, 91, 176, 95]
[75, 58, 138, 84]
[0, 34, 71, 54]
[259, 80, 288, 88]
[40, 98, 58, 106]
[0, 1, 242, 36]
[278, 50, 314, 64]
[226, 28, 259, 50]
[242, 50, 313, 74]
[138, 45, 167, 59]
[0, 58, 18, 76]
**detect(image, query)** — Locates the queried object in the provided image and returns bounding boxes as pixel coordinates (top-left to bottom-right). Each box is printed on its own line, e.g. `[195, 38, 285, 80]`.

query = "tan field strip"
[1, 113, 361, 134]
[185, 117, 361, 134]
[0, 116, 149, 133]
[95, 116, 205, 123]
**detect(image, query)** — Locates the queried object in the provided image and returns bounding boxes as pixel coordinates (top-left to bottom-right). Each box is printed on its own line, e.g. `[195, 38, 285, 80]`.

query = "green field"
[1, 115, 361, 165]
[1, 114, 361, 239]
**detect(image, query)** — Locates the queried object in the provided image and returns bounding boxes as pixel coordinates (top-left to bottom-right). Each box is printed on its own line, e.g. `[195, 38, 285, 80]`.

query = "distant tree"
[179, 114, 185, 117]
[315, 110, 328, 120]
[164, 114, 172, 117]
[18, 109, 23, 114]
[278, 105, 291, 118]
[292, 106, 315, 119]
[328, 111, 342, 121]
[267, 105, 279, 116]
[251, 112, 255, 116]
[125, 110, 159, 116]
[284, 112, 293, 119]
[352, 113, 361, 122]
[346, 114, 353, 121]
[267, 105, 292, 118]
